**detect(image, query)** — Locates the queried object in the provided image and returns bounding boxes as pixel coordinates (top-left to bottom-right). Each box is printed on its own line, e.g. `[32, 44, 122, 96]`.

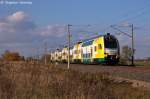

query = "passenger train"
[50, 33, 120, 64]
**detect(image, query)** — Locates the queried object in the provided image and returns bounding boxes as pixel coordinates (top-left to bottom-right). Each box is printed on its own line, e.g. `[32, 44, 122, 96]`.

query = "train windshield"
[104, 36, 118, 48]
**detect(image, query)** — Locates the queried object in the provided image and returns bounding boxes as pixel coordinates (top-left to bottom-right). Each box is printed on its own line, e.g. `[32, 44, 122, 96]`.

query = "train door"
[90, 47, 93, 58]
[90, 47, 93, 63]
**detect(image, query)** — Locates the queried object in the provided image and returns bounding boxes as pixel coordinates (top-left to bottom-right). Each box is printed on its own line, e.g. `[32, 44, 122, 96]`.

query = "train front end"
[104, 33, 120, 64]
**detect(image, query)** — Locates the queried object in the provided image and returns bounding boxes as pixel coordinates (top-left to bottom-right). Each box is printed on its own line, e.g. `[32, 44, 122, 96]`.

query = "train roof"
[81, 33, 117, 47]
[51, 33, 116, 51]
[81, 33, 112, 42]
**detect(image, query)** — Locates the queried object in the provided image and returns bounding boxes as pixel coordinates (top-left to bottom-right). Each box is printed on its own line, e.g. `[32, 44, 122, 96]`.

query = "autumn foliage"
[1, 50, 24, 61]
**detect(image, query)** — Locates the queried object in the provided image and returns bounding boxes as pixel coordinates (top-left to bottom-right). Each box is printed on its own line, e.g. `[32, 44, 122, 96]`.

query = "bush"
[1, 50, 24, 61]
[119, 45, 132, 65]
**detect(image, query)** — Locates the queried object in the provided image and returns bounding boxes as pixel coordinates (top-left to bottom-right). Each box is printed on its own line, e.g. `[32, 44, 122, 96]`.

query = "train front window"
[104, 37, 117, 48]
[98, 44, 102, 49]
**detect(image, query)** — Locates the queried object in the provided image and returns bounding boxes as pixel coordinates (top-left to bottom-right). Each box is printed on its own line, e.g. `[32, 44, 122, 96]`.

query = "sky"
[0, 0, 150, 58]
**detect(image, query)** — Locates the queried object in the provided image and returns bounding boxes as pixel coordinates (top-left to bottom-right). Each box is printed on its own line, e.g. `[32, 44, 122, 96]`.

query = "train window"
[98, 44, 102, 49]
[78, 50, 80, 54]
[91, 47, 93, 56]
[89, 53, 91, 58]
[94, 46, 97, 52]
[74, 50, 77, 54]
[104, 37, 117, 48]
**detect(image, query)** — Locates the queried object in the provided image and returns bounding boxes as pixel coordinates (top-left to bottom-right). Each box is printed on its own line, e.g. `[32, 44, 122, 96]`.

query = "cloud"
[0, 11, 37, 43]
[7, 11, 28, 22]
[37, 24, 66, 38]
[0, 11, 67, 56]
[0, 11, 66, 44]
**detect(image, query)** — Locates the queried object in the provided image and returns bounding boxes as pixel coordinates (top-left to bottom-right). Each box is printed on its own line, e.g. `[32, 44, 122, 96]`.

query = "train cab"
[104, 33, 120, 64]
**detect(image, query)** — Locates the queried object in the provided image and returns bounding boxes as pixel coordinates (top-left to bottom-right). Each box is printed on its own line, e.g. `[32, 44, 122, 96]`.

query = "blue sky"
[0, 0, 150, 58]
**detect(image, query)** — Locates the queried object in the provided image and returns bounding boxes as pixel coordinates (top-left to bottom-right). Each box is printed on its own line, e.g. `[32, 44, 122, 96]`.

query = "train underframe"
[104, 55, 119, 65]
[53, 55, 119, 65]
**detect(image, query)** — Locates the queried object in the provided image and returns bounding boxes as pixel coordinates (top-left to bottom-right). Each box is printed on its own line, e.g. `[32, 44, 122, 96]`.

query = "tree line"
[0, 50, 25, 61]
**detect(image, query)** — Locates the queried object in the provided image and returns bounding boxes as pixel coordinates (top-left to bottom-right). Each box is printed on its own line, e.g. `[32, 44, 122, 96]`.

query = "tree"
[120, 45, 132, 65]
[147, 57, 150, 61]
[2, 50, 24, 61]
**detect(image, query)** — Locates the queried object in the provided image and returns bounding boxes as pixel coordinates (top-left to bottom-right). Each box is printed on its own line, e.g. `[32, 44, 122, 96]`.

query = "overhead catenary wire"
[49, 2, 150, 57]
[112, 2, 150, 26]
[100, 2, 150, 35]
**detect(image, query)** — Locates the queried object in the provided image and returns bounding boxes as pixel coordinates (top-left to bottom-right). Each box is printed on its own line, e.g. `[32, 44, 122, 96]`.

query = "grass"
[0, 61, 150, 99]
[135, 60, 150, 67]
[119, 60, 150, 67]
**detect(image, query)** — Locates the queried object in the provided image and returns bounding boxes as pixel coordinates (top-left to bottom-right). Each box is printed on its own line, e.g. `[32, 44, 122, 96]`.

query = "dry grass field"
[0, 62, 150, 99]
[135, 60, 150, 67]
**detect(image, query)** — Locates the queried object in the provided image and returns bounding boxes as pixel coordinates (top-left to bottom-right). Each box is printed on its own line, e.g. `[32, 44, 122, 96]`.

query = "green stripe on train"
[82, 58, 105, 64]
[82, 59, 91, 64]
[93, 58, 105, 63]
